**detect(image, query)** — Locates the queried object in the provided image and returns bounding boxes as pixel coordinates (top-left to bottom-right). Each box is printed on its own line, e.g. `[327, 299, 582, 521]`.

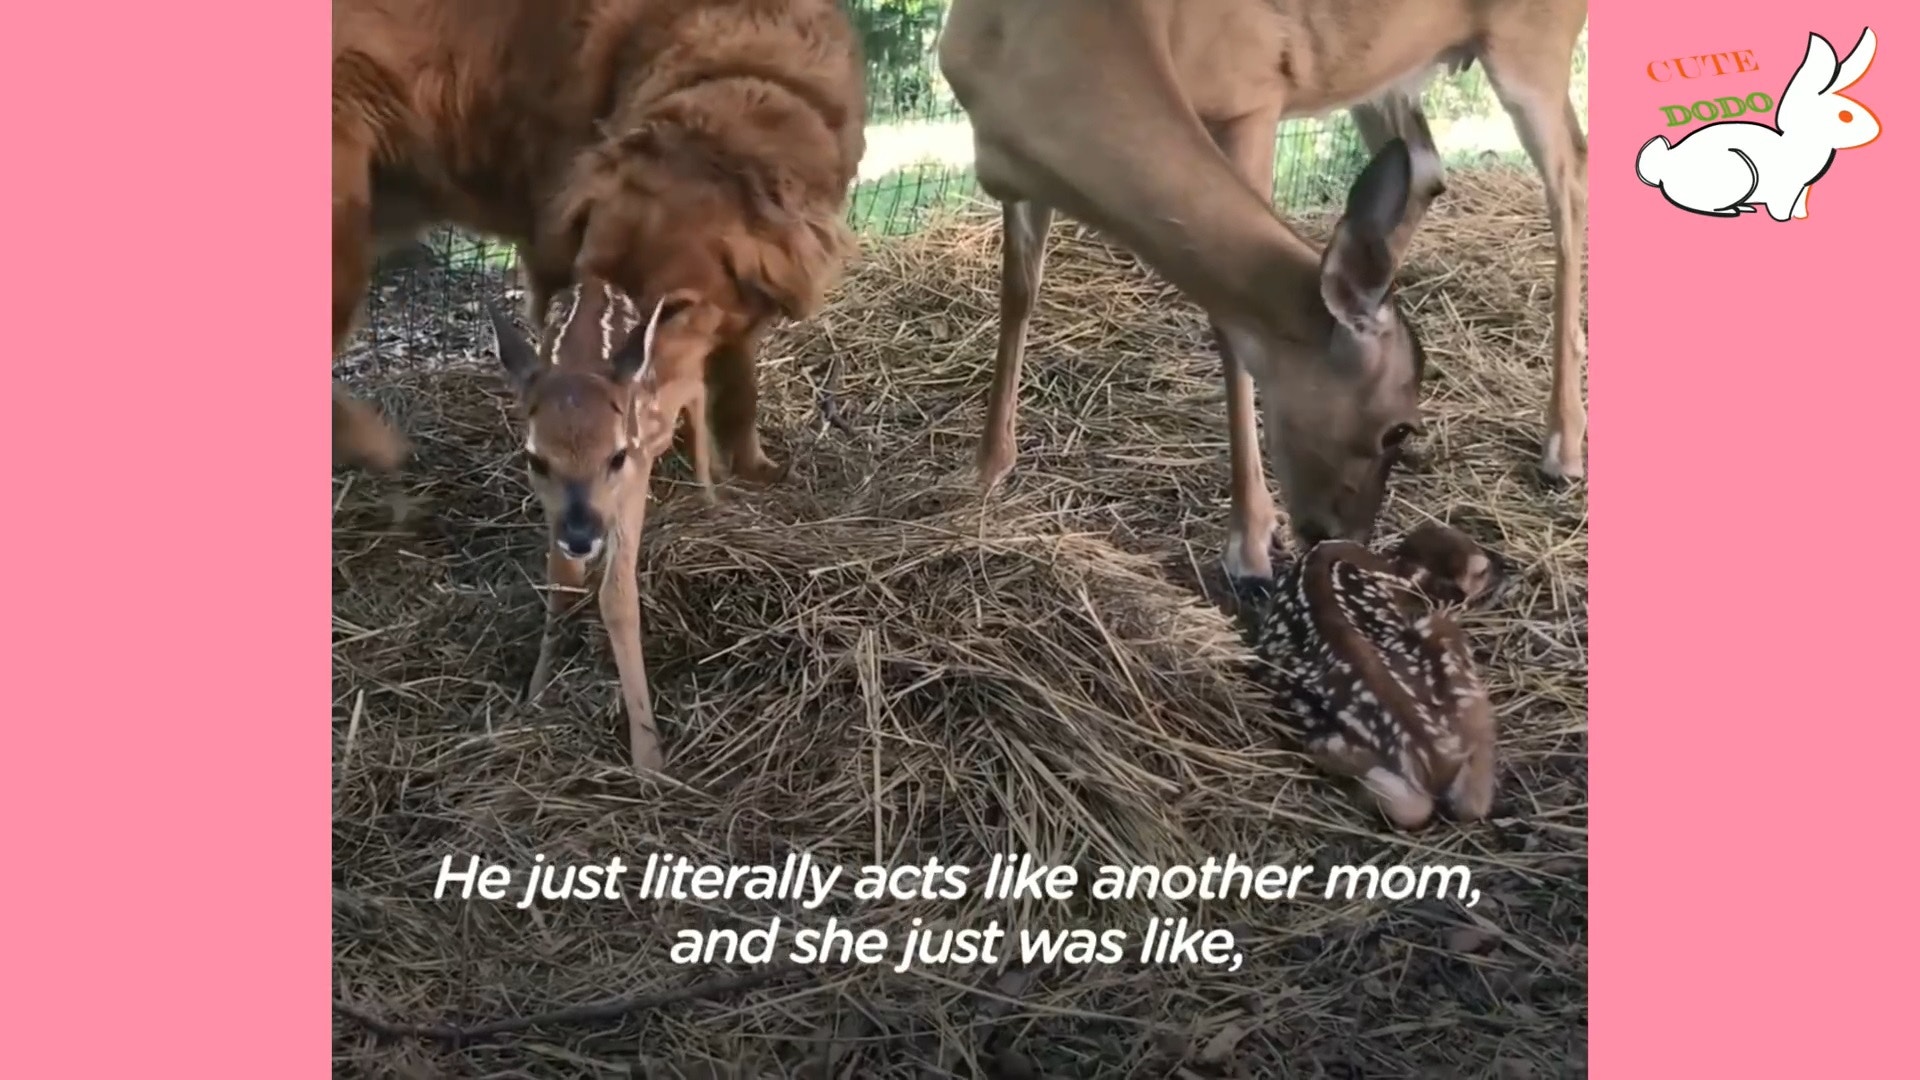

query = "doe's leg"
[1483, 44, 1589, 481]
[976, 199, 1055, 494]
[1206, 110, 1284, 583]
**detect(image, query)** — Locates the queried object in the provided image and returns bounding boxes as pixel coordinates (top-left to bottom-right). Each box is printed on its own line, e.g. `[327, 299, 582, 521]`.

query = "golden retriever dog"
[331, 0, 866, 477]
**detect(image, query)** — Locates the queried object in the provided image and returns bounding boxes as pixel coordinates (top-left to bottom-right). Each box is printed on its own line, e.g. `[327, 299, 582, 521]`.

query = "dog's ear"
[723, 208, 852, 321]
[550, 139, 634, 281]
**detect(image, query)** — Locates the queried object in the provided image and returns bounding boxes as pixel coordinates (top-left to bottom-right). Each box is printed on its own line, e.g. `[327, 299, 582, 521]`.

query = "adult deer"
[938, 0, 1589, 583]
[332, 0, 866, 479]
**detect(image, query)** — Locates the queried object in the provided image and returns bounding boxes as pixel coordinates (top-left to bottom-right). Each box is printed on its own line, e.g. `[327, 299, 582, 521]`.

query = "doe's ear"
[1320, 138, 1413, 334]
[609, 289, 700, 386]
[488, 298, 544, 393]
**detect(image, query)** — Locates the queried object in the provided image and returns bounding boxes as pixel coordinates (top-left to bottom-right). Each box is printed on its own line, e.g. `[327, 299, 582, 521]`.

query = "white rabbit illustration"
[1636, 28, 1879, 220]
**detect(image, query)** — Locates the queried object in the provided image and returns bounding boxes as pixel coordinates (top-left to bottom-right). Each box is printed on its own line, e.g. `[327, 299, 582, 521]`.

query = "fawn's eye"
[608, 449, 629, 473]
[524, 451, 550, 477]
[1382, 423, 1416, 451]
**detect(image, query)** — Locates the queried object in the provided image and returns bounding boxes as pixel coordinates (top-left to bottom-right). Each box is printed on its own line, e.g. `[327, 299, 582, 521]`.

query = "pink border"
[0, 2, 332, 1073]
[1595, 3, 1916, 1074]
[9, 1, 1914, 1075]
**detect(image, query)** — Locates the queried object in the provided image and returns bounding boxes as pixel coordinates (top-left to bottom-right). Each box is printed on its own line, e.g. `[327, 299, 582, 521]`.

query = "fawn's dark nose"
[555, 510, 604, 561]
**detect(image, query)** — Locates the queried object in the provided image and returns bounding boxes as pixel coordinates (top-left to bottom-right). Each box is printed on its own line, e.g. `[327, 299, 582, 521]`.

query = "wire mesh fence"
[337, 4, 1586, 376]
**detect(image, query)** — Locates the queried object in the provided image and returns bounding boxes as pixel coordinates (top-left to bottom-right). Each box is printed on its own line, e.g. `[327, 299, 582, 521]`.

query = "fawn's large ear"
[1833, 27, 1876, 92]
[609, 289, 699, 387]
[1786, 33, 1840, 102]
[1321, 138, 1413, 335]
[488, 298, 544, 394]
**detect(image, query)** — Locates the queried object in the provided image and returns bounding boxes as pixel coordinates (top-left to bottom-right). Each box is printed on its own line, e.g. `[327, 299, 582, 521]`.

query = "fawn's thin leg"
[1446, 687, 1498, 822]
[527, 548, 588, 701]
[600, 486, 664, 772]
[1364, 767, 1438, 830]
[686, 391, 718, 506]
[1317, 741, 1436, 830]
[1208, 111, 1283, 583]
[706, 327, 783, 485]
[332, 129, 409, 472]
[977, 199, 1054, 494]
[1483, 48, 1589, 481]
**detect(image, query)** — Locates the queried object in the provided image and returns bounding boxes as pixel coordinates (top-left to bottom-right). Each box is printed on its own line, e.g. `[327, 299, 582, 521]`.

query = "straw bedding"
[332, 166, 1588, 1078]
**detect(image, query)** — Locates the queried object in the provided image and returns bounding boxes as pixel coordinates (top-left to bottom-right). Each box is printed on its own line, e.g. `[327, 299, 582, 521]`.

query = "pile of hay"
[333, 167, 1587, 1078]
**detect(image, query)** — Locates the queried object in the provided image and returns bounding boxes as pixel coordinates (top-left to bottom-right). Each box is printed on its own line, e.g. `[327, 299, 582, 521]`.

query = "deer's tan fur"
[491, 279, 717, 773]
[938, 0, 1588, 582]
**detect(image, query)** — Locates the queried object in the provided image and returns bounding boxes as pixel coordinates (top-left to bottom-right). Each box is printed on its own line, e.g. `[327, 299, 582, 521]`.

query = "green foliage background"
[843, 0, 1588, 234]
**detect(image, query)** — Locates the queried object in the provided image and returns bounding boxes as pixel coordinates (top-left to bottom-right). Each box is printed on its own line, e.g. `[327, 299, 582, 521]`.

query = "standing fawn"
[489, 278, 717, 773]
[939, 0, 1588, 582]
[1244, 523, 1507, 829]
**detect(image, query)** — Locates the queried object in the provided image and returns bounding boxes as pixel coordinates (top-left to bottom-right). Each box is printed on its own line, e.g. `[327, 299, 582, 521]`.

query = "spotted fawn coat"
[1245, 526, 1500, 829]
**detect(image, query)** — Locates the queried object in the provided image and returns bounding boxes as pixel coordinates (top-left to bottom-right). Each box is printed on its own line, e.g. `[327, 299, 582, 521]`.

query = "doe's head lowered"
[490, 280, 715, 563]
[1265, 133, 1439, 548]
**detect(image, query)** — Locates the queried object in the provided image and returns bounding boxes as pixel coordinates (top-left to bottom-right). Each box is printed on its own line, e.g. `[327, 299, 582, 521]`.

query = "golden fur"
[331, 0, 867, 476]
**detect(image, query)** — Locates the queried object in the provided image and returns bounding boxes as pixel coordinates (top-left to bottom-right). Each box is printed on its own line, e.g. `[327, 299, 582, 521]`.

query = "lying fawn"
[1244, 523, 1506, 829]
[489, 278, 717, 773]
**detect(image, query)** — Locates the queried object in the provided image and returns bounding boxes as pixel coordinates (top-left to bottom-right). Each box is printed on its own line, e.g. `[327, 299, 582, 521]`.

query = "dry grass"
[332, 166, 1587, 1079]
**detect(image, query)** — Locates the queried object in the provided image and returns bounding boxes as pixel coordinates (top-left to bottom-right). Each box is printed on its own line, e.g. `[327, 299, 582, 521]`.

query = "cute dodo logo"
[1637, 28, 1879, 220]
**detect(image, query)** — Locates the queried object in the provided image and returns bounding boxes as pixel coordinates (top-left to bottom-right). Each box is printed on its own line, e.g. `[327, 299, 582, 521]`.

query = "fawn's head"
[1391, 523, 1507, 607]
[490, 281, 698, 561]
[1267, 137, 1437, 547]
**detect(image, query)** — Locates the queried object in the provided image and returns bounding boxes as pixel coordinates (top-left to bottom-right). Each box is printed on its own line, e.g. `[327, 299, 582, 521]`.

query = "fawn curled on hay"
[333, 167, 1587, 1076]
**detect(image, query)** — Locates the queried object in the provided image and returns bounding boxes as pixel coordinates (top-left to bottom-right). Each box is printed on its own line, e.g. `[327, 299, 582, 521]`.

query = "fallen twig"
[336, 966, 812, 1046]
[815, 352, 860, 439]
